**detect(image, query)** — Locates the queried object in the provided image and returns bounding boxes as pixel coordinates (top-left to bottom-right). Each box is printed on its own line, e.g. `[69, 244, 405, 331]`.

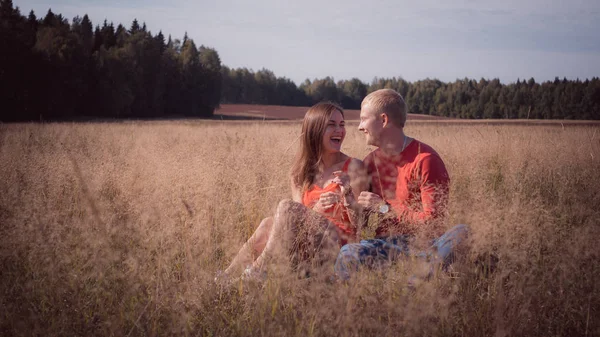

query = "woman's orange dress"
[301, 159, 355, 245]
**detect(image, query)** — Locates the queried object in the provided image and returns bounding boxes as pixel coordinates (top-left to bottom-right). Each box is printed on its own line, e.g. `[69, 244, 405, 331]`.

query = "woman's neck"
[321, 151, 342, 169]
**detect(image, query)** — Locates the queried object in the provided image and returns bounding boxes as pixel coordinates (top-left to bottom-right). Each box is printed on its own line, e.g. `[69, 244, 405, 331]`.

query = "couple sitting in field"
[222, 89, 467, 283]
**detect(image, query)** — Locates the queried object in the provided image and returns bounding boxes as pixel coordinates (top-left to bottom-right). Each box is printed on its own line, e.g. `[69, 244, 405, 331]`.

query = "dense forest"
[223, 70, 600, 119]
[1, 1, 221, 121]
[1, 1, 599, 121]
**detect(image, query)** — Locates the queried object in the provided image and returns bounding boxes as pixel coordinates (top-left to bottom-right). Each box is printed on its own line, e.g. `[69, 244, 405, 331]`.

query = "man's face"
[358, 104, 384, 146]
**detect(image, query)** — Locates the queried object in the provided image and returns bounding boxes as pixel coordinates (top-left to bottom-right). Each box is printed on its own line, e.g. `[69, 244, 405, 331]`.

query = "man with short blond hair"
[360, 88, 407, 128]
[334, 89, 467, 281]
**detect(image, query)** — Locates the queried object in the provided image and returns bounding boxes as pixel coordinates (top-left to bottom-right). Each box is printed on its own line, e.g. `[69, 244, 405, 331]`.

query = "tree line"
[1, 0, 221, 121]
[223, 70, 600, 120]
[1, 0, 599, 121]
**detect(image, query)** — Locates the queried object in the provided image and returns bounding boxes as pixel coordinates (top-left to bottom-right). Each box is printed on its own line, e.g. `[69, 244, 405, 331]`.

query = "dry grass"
[1, 121, 599, 336]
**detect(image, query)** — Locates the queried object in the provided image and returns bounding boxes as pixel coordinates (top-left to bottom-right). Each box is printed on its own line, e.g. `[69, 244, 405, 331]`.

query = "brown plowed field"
[215, 104, 446, 121]
[215, 104, 600, 126]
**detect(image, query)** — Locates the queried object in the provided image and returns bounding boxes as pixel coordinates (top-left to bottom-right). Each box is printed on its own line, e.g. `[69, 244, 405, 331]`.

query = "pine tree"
[75, 14, 93, 55]
[129, 18, 140, 34]
[100, 20, 116, 49]
[27, 9, 37, 26]
[24, 10, 38, 47]
[92, 25, 103, 52]
[155, 30, 165, 54]
[115, 24, 127, 47]
[42, 8, 55, 26]
[0, 0, 15, 19]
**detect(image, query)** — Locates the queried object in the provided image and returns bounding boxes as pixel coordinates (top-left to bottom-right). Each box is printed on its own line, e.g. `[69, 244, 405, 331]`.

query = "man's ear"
[380, 113, 389, 127]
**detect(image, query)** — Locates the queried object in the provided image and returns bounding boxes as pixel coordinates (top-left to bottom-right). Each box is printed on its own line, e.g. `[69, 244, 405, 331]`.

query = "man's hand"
[357, 191, 386, 211]
[313, 191, 340, 213]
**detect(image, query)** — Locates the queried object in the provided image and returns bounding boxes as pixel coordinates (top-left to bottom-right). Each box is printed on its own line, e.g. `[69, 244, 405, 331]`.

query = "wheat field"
[1, 120, 599, 336]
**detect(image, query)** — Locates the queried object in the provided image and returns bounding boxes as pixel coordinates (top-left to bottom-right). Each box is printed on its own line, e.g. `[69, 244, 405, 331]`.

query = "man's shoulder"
[363, 141, 445, 166]
[412, 140, 449, 179]
[413, 140, 440, 157]
[411, 140, 444, 162]
[363, 148, 380, 164]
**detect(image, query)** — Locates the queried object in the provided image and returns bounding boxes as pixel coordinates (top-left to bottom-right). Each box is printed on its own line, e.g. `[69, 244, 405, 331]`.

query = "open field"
[215, 104, 600, 126]
[1, 120, 599, 336]
[215, 104, 449, 121]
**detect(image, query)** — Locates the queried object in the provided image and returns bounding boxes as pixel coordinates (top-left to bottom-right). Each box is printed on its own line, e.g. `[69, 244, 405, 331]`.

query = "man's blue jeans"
[334, 224, 469, 281]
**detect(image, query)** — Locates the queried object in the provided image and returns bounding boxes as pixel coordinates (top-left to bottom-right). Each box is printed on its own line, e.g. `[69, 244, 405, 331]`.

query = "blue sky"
[16, 0, 600, 85]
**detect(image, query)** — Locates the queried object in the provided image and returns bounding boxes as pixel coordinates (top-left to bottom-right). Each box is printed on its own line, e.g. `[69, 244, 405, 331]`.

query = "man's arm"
[391, 154, 450, 236]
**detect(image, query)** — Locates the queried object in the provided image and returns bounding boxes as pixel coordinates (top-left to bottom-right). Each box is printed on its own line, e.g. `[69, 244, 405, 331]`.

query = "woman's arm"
[290, 177, 303, 203]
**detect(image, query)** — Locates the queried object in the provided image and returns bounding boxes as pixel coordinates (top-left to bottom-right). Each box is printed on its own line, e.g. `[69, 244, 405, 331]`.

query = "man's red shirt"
[364, 139, 450, 238]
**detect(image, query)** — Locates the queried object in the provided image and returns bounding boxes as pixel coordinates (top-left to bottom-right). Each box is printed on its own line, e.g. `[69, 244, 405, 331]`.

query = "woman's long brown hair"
[290, 102, 345, 193]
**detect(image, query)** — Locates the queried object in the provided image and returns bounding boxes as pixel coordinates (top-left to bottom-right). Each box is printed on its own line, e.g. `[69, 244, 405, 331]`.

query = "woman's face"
[322, 110, 346, 154]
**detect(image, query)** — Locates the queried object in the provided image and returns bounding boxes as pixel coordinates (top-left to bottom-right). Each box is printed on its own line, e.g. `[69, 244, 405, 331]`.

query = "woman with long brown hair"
[222, 102, 368, 280]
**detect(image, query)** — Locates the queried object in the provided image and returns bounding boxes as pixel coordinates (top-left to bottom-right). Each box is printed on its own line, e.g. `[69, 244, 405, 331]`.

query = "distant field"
[215, 104, 448, 121]
[215, 104, 600, 126]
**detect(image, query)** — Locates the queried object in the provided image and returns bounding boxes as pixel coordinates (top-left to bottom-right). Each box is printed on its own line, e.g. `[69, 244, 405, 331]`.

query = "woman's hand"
[313, 191, 341, 213]
[332, 171, 355, 207]
[332, 171, 351, 193]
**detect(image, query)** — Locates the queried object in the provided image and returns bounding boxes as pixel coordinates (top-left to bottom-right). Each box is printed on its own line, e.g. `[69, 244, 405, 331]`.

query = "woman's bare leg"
[223, 217, 273, 277]
[250, 199, 340, 276]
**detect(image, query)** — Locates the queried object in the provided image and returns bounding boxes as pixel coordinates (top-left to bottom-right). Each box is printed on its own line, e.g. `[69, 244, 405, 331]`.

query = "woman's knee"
[258, 216, 273, 231]
[275, 199, 304, 219]
[254, 217, 273, 240]
[276, 199, 302, 217]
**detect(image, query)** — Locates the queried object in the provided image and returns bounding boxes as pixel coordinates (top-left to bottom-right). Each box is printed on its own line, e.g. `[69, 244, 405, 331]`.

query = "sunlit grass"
[0, 121, 599, 336]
